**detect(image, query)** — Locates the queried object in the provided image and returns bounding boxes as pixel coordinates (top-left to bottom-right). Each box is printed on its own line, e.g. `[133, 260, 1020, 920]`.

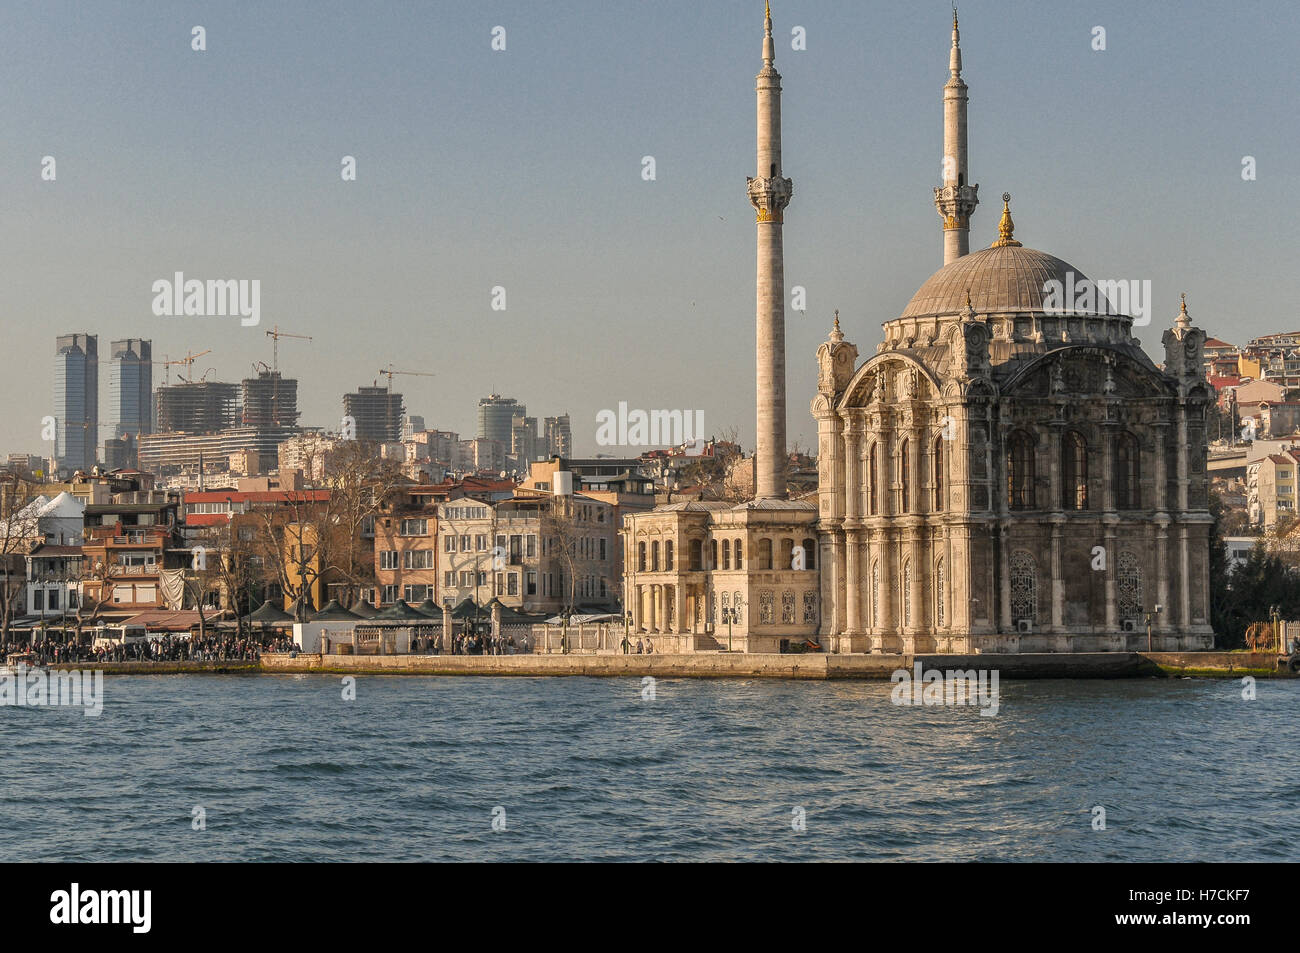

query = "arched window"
[709, 539, 718, 570]
[759, 589, 775, 624]
[899, 438, 911, 513]
[935, 558, 946, 628]
[722, 539, 731, 570]
[933, 435, 944, 512]
[665, 540, 674, 571]
[651, 541, 660, 572]
[637, 542, 646, 572]
[688, 539, 703, 572]
[1007, 431, 1035, 510]
[758, 538, 773, 570]
[1118, 550, 1143, 623]
[1010, 550, 1037, 624]
[1114, 432, 1140, 509]
[802, 590, 818, 624]
[780, 538, 795, 570]
[734, 540, 744, 569]
[1062, 431, 1088, 510]
[733, 592, 743, 623]
[800, 538, 817, 570]
[902, 559, 913, 628]
[867, 441, 879, 516]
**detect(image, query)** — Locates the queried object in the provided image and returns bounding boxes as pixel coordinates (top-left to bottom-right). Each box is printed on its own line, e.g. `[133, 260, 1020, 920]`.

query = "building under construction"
[155, 381, 239, 433]
[343, 386, 404, 443]
[241, 371, 300, 428]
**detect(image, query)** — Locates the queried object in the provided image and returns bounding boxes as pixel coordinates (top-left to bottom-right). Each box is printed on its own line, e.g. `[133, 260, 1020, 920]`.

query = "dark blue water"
[2, 674, 1296, 861]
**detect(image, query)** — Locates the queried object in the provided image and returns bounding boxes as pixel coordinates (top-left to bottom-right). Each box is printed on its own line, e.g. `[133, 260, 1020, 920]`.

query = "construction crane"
[265, 325, 312, 373]
[160, 349, 212, 385]
[378, 365, 435, 392]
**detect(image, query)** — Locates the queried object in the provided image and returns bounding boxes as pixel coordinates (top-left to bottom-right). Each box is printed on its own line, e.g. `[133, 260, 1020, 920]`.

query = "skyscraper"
[544, 414, 572, 458]
[477, 395, 524, 447]
[109, 338, 153, 442]
[54, 333, 98, 475]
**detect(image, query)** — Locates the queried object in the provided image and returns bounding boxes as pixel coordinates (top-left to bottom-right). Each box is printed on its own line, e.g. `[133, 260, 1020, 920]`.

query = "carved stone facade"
[621, 500, 820, 654]
[813, 250, 1215, 653]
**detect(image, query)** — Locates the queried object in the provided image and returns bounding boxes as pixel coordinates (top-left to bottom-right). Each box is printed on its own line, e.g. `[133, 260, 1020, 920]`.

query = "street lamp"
[721, 599, 744, 653]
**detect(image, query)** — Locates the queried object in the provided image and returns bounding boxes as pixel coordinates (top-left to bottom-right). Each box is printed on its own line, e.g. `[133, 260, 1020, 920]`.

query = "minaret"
[747, 0, 793, 500]
[933, 9, 979, 265]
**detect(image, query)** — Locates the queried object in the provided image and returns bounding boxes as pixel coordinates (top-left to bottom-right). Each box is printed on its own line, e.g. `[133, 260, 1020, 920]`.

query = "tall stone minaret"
[933, 10, 978, 265]
[747, 1, 792, 500]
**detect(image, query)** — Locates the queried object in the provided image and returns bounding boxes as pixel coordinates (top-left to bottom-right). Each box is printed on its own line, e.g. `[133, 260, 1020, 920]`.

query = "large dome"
[900, 244, 1103, 319]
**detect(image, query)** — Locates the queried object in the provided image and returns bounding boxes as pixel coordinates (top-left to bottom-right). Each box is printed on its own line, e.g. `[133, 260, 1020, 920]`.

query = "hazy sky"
[0, 0, 1293, 459]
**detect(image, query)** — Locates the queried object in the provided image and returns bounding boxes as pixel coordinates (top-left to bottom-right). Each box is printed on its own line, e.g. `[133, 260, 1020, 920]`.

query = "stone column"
[997, 526, 1011, 632]
[1050, 522, 1064, 631]
[1104, 523, 1118, 631]
[845, 529, 861, 633]
[1155, 521, 1170, 632]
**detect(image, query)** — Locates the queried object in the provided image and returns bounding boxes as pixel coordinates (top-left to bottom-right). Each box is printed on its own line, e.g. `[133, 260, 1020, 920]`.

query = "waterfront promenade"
[34, 651, 1293, 679]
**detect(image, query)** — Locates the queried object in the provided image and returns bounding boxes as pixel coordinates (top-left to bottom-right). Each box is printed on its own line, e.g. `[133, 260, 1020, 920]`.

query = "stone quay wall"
[256, 651, 1293, 679]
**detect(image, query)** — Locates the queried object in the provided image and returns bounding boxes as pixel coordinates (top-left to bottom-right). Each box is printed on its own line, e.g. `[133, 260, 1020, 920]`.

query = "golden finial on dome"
[991, 192, 1022, 248]
[833, 309, 840, 332]
[1177, 292, 1191, 328]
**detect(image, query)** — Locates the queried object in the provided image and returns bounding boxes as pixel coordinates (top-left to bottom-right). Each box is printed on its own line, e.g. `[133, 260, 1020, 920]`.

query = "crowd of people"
[8, 630, 288, 664]
[407, 629, 524, 656]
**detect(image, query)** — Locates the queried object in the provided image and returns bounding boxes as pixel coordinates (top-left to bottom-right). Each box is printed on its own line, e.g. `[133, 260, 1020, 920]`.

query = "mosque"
[621, 6, 1214, 654]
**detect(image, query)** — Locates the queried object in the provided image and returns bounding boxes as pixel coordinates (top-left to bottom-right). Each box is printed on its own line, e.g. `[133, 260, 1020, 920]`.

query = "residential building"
[373, 494, 438, 606]
[81, 497, 183, 617]
[1248, 449, 1300, 527]
[544, 414, 572, 457]
[24, 545, 85, 619]
[436, 488, 617, 614]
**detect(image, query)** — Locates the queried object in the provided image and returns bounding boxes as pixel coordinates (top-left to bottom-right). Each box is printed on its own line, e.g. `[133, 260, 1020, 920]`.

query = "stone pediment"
[1000, 345, 1172, 400]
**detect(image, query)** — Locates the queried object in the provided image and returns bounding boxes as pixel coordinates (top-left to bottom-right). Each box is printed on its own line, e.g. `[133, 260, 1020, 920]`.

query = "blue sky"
[0, 0, 1293, 458]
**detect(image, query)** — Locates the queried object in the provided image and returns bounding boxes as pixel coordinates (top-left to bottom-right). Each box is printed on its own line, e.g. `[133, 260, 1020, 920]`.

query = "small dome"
[900, 244, 1108, 319]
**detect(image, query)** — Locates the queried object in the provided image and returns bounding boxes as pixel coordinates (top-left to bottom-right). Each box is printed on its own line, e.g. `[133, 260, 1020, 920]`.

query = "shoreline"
[30, 651, 1294, 679]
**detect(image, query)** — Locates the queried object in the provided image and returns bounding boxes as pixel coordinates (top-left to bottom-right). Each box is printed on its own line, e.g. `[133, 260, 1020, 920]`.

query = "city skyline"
[0, 0, 1291, 458]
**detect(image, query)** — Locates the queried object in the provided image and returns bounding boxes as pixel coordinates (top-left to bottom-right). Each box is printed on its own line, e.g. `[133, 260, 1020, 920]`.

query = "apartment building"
[1248, 449, 1300, 527]
[436, 490, 618, 614]
[81, 497, 183, 616]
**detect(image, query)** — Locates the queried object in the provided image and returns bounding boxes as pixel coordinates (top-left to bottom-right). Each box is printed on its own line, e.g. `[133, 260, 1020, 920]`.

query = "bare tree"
[0, 476, 42, 650]
[247, 442, 401, 618]
[319, 441, 401, 606]
[541, 495, 591, 615]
